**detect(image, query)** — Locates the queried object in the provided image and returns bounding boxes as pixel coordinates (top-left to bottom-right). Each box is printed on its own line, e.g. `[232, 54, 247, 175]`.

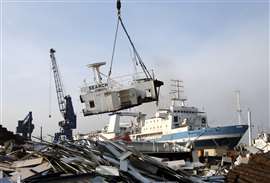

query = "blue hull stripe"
[157, 125, 248, 142]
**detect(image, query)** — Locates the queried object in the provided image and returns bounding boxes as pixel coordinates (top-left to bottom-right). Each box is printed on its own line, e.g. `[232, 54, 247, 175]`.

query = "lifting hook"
[117, 0, 121, 16]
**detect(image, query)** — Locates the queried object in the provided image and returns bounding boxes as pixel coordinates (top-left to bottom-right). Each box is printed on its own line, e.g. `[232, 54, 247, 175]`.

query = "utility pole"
[40, 126, 43, 142]
[235, 90, 242, 125]
[248, 109, 252, 146]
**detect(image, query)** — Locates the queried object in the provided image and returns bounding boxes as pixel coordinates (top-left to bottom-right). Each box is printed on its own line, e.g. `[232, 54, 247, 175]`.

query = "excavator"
[16, 111, 34, 140]
[49, 49, 77, 141]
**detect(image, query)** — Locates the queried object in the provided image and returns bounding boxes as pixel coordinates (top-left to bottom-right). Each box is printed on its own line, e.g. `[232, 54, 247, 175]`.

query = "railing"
[82, 72, 147, 91]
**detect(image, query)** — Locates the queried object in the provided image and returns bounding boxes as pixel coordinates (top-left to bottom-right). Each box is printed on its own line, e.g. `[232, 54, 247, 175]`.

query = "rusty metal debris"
[226, 152, 270, 183]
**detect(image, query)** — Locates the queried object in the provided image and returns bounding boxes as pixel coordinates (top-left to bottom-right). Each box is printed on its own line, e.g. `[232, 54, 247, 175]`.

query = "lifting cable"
[118, 16, 152, 79]
[108, 0, 152, 80]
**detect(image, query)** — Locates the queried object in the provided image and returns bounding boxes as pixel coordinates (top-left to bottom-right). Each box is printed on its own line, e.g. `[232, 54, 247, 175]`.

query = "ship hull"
[157, 125, 248, 149]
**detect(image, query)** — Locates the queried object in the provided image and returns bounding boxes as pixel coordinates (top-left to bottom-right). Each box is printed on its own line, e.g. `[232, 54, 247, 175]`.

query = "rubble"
[226, 152, 270, 183]
[1, 123, 269, 183]
[0, 136, 197, 183]
[0, 125, 25, 146]
[252, 133, 270, 152]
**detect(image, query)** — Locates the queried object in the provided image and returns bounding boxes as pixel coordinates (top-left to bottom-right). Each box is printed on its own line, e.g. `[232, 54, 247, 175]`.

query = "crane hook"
[117, 0, 121, 16]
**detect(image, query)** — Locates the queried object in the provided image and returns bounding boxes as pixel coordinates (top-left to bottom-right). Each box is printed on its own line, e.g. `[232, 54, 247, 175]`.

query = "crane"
[49, 48, 76, 141]
[16, 112, 34, 140]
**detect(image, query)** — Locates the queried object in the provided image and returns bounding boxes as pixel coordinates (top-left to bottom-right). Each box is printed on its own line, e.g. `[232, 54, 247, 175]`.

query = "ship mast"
[170, 79, 187, 107]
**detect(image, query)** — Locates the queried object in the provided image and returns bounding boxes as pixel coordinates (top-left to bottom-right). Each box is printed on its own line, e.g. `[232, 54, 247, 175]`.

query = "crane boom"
[50, 49, 66, 115]
[49, 48, 76, 141]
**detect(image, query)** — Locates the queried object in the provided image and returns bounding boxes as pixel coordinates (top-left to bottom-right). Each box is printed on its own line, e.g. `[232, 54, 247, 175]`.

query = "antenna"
[87, 62, 106, 84]
[235, 90, 242, 125]
[170, 79, 187, 106]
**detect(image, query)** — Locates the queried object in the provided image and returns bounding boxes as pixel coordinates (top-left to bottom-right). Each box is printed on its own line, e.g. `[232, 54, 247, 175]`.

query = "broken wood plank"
[0, 163, 14, 172]
[12, 157, 43, 168]
[10, 168, 35, 182]
[31, 162, 51, 173]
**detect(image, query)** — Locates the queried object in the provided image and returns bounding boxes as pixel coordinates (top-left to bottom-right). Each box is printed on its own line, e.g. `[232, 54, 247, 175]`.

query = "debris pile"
[252, 133, 270, 152]
[0, 125, 25, 146]
[0, 137, 197, 183]
[226, 152, 270, 183]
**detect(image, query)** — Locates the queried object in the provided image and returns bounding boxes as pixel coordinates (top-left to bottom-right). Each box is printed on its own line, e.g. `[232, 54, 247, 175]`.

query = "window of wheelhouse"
[89, 101, 95, 108]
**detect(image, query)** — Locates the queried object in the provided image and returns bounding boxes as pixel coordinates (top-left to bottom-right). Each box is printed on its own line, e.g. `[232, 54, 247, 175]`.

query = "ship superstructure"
[131, 80, 207, 141]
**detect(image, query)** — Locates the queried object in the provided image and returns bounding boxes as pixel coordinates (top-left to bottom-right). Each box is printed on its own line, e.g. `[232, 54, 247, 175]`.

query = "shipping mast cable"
[108, 0, 152, 80]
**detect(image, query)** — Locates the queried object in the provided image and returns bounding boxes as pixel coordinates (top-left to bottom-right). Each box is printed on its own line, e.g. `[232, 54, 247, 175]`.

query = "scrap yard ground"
[1, 125, 270, 182]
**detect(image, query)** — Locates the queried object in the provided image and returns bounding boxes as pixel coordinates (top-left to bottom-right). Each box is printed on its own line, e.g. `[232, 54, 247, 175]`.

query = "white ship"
[98, 80, 248, 150]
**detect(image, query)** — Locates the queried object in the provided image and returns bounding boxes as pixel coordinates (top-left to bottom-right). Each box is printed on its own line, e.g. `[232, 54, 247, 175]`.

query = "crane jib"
[49, 48, 77, 142]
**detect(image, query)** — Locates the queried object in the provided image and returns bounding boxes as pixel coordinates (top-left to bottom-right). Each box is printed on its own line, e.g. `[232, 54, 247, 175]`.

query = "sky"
[1, 0, 269, 141]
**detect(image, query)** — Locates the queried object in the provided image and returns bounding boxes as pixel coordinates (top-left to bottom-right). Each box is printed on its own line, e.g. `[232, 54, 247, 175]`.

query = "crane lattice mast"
[49, 48, 76, 141]
[50, 49, 66, 116]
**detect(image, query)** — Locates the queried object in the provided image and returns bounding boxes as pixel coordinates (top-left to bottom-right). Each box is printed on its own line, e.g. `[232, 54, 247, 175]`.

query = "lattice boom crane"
[50, 48, 76, 141]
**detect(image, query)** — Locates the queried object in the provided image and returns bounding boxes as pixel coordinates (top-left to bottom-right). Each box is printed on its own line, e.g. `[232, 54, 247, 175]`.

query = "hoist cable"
[109, 0, 152, 79]
[118, 16, 152, 79]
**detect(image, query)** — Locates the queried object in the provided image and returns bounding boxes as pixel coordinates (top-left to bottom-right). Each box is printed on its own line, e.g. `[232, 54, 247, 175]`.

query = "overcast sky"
[1, 0, 269, 141]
